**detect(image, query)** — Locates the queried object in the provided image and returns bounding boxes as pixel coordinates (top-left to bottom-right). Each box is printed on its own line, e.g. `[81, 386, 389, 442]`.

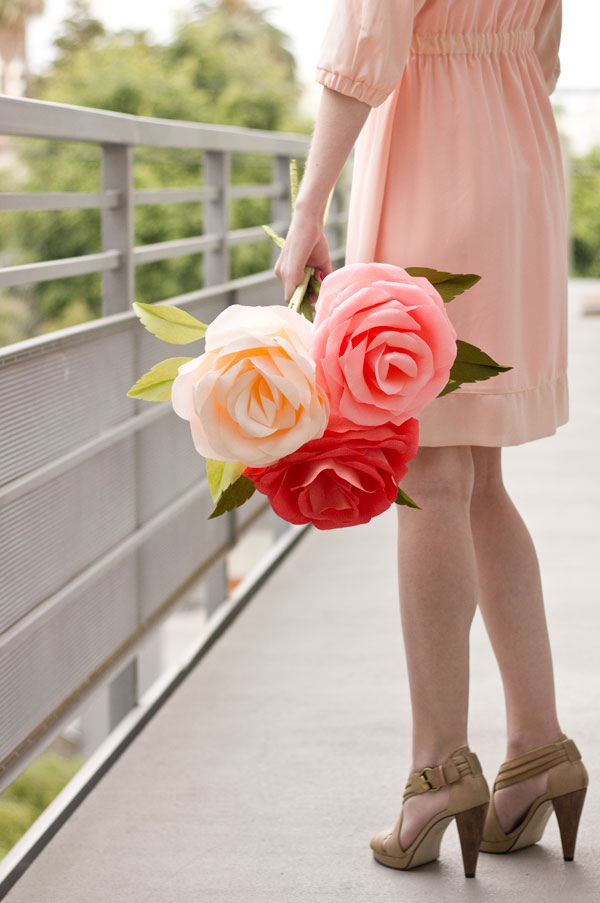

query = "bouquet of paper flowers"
[128, 161, 511, 529]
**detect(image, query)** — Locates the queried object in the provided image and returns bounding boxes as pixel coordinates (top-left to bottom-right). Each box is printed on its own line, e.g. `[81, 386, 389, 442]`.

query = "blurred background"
[0, 0, 598, 874]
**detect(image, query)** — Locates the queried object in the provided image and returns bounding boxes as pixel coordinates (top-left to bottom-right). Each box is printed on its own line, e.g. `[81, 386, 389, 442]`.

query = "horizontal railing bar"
[0, 249, 345, 363]
[0, 220, 298, 287]
[133, 186, 218, 206]
[0, 478, 211, 648]
[0, 184, 294, 212]
[229, 183, 285, 200]
[326, 212, 348, 225]
[132, 233, 221, 265]
[0, 190, 120, 212]
[227, 225, 273, 246]
[0, 250, 120, 288]
[0, 96, 311, 154]
[0, 404, 167, 506]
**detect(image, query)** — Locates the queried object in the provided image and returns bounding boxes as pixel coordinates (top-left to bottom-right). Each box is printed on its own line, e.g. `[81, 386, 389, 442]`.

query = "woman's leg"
[469, 445, 563, 833]
[383, 444, 479, 851]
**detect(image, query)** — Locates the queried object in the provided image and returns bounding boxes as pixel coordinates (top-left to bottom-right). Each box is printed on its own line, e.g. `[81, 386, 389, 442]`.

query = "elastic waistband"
[410, 28, 535, 56]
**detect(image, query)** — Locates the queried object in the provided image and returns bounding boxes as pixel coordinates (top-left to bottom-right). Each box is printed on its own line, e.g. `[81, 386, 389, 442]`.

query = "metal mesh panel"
[0, 437, 137, 632]
[138, 484, 228, 621]
[0, 327, 136, 487]
[0, 555, 138, 766]
[136, 414, 206, 524]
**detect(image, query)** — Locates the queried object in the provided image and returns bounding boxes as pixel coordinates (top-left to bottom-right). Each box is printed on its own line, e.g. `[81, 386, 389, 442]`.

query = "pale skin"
[276, 86, 564, 851]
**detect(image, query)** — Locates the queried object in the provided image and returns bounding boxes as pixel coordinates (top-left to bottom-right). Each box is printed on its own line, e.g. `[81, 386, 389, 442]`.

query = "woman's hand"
[274, 206, 332, 304]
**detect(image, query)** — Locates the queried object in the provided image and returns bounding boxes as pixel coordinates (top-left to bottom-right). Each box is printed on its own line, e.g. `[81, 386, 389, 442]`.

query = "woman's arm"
[274, 86, 371, 303]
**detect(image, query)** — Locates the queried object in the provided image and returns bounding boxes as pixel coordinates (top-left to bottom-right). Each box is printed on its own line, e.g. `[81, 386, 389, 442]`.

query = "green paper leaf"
[436, 378, 462, 398]
[127, 357, 193, 401]
[262, 223, 285, 249]
[404, 267, 481, 303]
[298, 293, 314, 322]
[206, 459, 246, 504]
[449, 339, 513, 384]
[395, 486, 421, 509]
[308, 275, 321, 296]
[208, 474, 256, 519]
[132, 301, 208, 344]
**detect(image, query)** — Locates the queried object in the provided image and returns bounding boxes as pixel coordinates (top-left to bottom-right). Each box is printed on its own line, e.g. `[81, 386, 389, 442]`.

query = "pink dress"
[315, 0, 567, 446]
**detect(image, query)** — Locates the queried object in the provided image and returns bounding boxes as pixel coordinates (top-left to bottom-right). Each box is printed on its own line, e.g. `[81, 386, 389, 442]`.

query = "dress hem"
[415, 372, 569, 447]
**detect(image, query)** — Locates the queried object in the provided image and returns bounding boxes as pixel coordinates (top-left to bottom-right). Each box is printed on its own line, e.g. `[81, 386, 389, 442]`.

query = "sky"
[25, 0, 600, 97]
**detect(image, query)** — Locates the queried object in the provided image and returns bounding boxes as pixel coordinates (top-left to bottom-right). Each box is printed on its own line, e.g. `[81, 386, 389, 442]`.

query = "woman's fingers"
[274, 211, 332, 304]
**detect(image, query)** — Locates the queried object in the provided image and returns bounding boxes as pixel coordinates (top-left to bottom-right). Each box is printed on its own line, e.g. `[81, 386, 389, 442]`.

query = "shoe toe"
[370, 828, 392, 853]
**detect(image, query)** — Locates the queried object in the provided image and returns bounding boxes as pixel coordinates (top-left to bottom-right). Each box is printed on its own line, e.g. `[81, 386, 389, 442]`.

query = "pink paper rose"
[243, 418, 419, 530]
[311, 262, 457, 430]
[171, 304, 330, 467]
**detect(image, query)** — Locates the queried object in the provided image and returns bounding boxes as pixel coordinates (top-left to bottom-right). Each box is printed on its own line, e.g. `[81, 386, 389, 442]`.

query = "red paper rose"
[243, 419, 419, 530]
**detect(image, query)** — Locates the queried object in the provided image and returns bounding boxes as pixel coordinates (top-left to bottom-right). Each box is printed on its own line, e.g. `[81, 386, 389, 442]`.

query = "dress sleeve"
[315, 0, 416, 108]
[533, 0, 562, 96]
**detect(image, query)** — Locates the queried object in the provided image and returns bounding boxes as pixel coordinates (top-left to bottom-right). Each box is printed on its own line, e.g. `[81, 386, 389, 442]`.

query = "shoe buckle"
[418, 767, 440, 792]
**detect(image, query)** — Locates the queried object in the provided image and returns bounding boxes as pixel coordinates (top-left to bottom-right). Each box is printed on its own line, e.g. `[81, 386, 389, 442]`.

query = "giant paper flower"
[311, 262, 457, 430]
[171, 304, 330, 467]
[243, 418, 419, 530]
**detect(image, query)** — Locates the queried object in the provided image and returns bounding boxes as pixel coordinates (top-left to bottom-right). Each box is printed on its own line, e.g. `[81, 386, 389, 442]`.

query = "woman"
[274, 0, 589, 877]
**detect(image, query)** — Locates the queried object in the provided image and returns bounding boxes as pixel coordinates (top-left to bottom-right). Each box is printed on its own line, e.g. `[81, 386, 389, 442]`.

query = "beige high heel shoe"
[370, 744, 490, 877]
[480, 732, 589, 858]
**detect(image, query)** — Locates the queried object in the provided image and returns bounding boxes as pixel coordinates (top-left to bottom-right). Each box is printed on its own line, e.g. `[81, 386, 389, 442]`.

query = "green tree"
[0, 0, 312, 343]
[570, 146, 600, 277]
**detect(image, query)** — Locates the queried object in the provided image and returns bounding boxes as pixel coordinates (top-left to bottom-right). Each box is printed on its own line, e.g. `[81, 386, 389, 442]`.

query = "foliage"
[0, 750, 85, 860]
[0, 0, 312, 345]
[570, 145, 600, 277]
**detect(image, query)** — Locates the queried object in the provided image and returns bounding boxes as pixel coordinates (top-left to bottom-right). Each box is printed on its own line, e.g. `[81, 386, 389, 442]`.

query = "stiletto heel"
[370, 744, 490, 875]
[455, 801, 489, 877]
[552, 786, 587, 861]
[480, 733, 589, 857]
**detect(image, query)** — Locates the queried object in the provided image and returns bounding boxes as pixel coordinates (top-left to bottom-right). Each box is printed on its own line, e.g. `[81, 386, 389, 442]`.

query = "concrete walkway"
[4, 280, 599, 902]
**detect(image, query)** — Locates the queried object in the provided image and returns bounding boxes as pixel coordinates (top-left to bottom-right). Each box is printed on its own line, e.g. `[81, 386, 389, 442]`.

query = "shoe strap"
[493, 733, 582, 791]
[402, 745, 483, 802]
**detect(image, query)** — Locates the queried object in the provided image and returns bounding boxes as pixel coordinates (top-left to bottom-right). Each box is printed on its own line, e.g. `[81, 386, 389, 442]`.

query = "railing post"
[202, 150, 231, 612]
[204, 150, 230, 285]
[205, 559, 229, 616]
[325, 179, 344, 255]
[101, 144, 134, 315]
[108, 658, 138, 730]
[271, 155, 291, 267]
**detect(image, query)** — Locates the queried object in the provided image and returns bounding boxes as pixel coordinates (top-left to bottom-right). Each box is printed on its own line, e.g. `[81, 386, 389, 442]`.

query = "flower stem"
[288, 266, 314, 313]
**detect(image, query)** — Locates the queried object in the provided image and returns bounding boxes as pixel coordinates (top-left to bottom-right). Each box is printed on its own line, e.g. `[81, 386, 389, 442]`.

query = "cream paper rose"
[170, 304, 330, 467]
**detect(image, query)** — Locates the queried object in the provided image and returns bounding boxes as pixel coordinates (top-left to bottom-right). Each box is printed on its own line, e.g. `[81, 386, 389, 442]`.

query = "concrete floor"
[3, 280, 599, 902]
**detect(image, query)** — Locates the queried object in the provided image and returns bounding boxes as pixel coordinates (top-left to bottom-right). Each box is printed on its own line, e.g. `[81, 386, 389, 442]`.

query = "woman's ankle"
[505, 723, 564, 758]
[411, 737, 469, 771]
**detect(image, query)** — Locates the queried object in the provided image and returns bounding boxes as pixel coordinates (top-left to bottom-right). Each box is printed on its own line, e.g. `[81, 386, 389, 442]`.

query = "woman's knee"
[400, 444, 475, 505]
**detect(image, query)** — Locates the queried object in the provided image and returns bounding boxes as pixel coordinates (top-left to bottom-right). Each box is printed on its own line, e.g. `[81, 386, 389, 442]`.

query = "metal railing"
[0, 95, 350, 794]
